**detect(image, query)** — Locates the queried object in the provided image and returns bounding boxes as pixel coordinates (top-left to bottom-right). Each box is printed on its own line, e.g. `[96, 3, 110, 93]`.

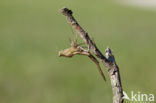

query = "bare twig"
[60, 8, 124, 103]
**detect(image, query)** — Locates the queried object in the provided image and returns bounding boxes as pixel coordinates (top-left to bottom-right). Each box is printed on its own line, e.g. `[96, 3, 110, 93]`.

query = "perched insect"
[58, 37, 106, 81]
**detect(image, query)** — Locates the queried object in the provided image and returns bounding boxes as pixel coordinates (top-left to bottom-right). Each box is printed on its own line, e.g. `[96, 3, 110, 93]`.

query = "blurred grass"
[0, 0, 156, 103]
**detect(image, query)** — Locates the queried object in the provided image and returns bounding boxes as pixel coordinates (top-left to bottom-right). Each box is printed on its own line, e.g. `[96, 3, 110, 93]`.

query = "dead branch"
[59, 7, 124, 103]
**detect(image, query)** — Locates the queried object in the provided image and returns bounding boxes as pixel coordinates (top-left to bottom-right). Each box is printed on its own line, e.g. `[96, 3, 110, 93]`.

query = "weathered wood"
[60, 7, 124, 103]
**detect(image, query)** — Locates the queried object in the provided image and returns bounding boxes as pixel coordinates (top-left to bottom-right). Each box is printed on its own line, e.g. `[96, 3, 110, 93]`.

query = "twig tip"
[60, 7, 73, 15]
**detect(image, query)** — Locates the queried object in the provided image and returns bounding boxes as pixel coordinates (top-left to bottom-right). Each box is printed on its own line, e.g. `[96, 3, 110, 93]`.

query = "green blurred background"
[0, 0, 156, 103]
